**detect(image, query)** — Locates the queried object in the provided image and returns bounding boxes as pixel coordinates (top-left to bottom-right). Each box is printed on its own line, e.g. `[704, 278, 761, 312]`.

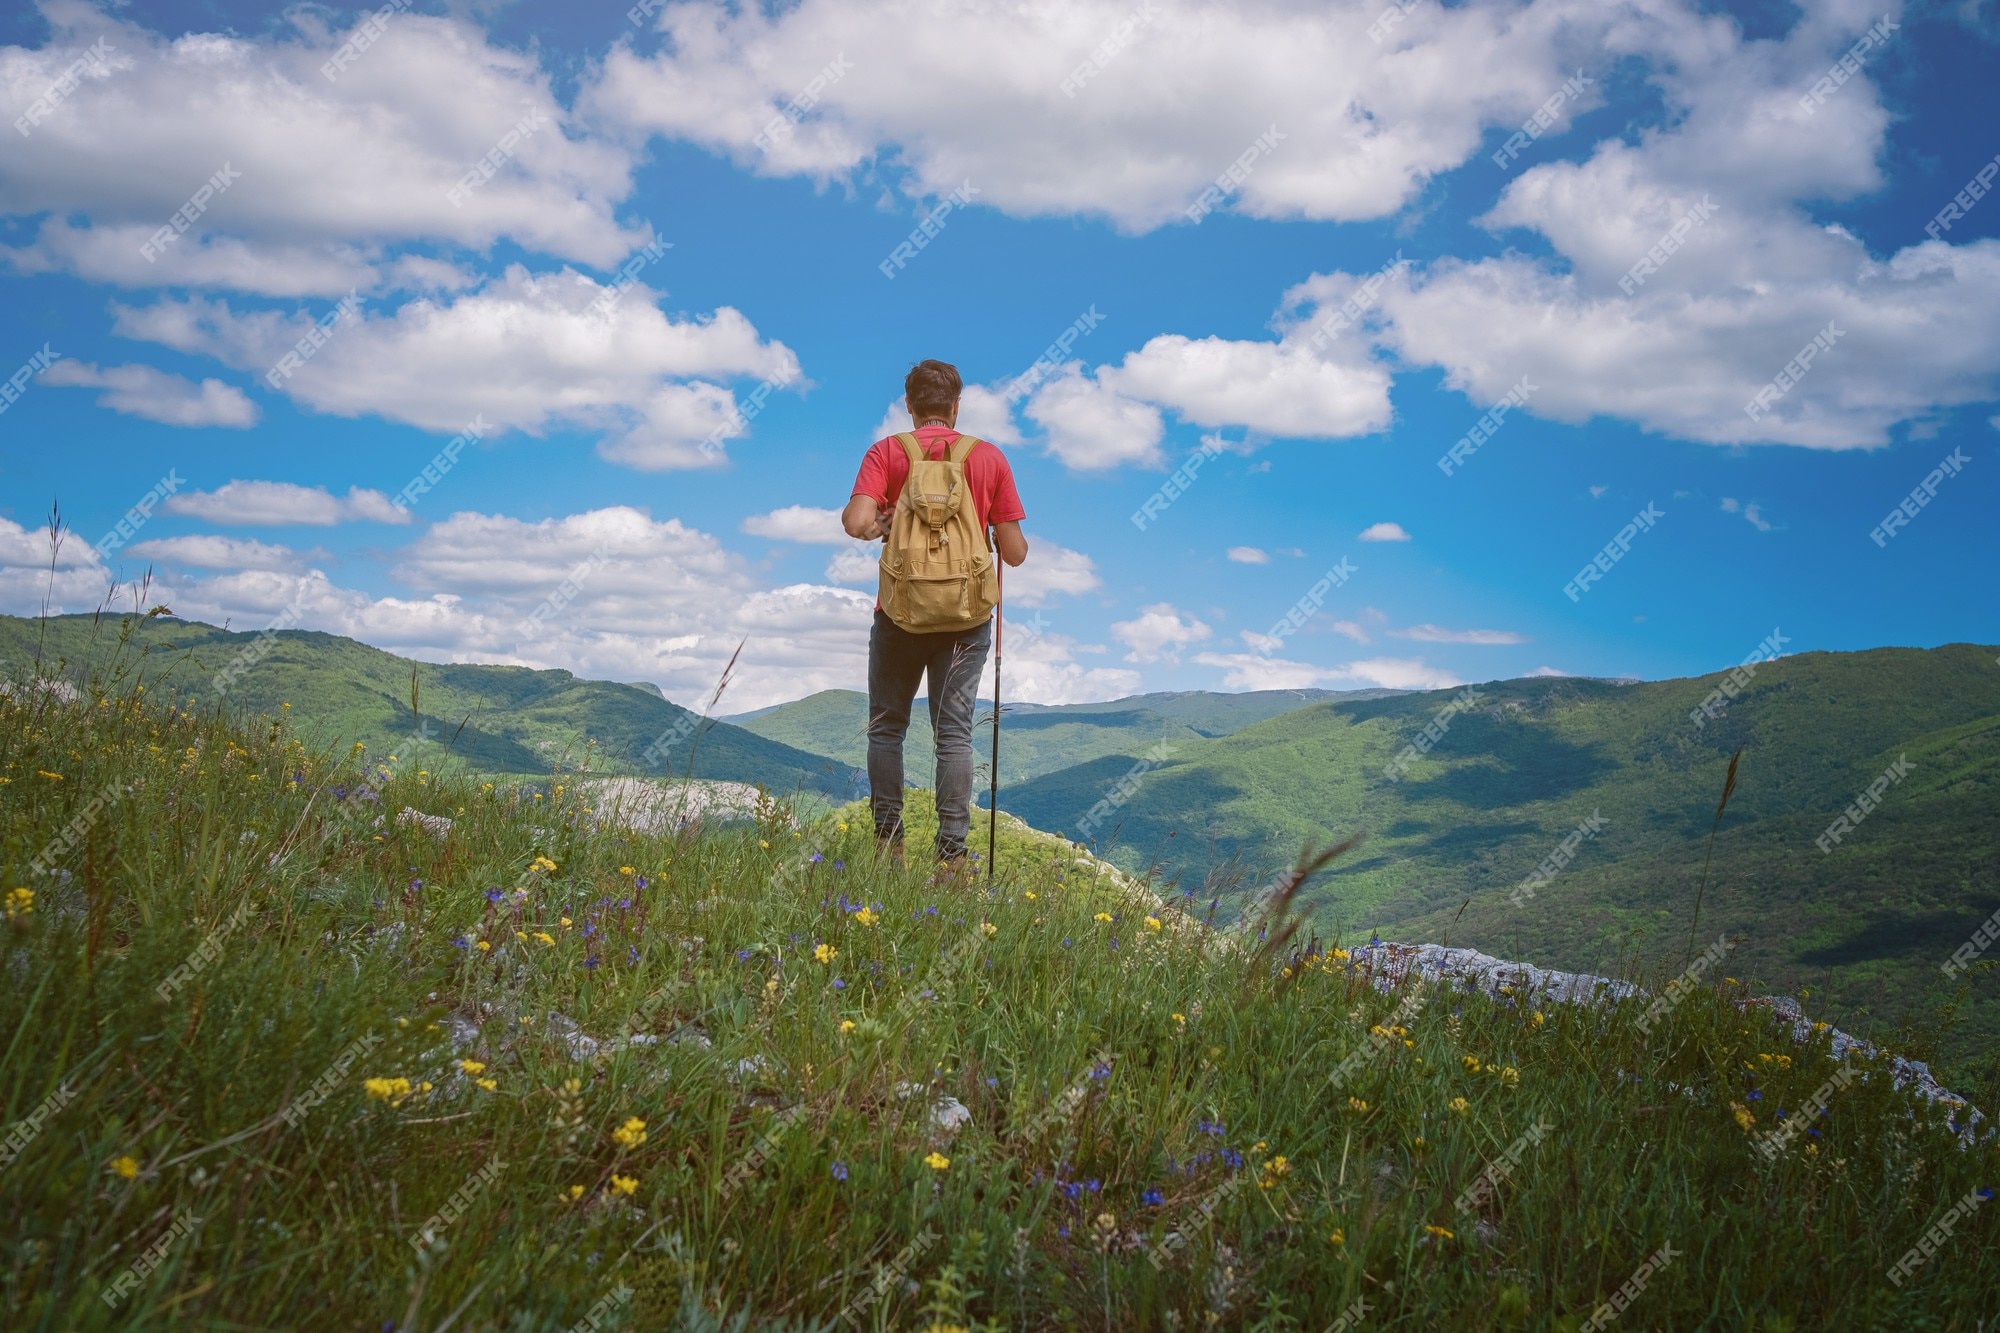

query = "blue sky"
[1, 0, 1995, 710]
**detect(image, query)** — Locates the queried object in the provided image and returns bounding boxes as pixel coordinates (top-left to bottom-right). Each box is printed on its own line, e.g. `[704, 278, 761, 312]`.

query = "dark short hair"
[904, 359, 962, 419]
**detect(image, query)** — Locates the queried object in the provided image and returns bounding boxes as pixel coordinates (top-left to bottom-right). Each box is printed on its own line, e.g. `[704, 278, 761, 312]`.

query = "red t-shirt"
[851, 425, 1025, 612]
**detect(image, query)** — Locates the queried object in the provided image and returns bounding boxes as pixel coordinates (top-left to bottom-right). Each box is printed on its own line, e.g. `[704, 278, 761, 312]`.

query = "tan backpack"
[877, 431, 998, 634]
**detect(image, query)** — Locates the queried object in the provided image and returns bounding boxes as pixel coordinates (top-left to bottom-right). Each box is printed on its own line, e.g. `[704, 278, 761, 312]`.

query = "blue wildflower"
[830, 1161, 848, 1182]
[452, 936, 469, 950]
[832, 979, 846, 990]
[485, 888, 503, 903]
[584, 955, 600, 969]
[737, 949, 753, 963]
[1143, 1189, 1164, 1206]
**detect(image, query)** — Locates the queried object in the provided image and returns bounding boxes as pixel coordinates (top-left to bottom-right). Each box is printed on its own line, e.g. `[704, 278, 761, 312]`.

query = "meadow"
[3, 651, 1997, 1330]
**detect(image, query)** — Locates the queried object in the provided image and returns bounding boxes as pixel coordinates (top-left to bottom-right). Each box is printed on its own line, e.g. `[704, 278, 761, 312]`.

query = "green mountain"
[724, 685, 1393, 786]
[0, 613, 862, 799]
[996, 644, 2000, 1064]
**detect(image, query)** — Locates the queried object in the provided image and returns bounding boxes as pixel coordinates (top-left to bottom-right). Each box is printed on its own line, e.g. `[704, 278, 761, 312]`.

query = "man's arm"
[842, 494, 889, 540]
[993, 520, 1027, 567]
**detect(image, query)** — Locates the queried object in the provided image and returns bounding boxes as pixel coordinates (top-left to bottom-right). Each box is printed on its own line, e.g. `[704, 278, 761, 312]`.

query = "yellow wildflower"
[364, 1077, 412, 1102]
[1531, 1011, 1546, 1028]
[1730, 1101, 1756, 1132]
[459, 1059, 486, 1075]
[1348, 1097, 1368, 1112]
[1448, 1097, 1471, 1116]
[814, 943, 837, 964]
[609, 1174, 638, 1196]
[1023, 890, 1037, 900]
[618, 866, 634, 876]
[613, 1116, 648, 1148]
[1144, 916, 1163, 932]
[534, 932, 556, 946]
[3, 887, 33, 919]
[1171, 1013, 1186, 1027]
[838, 821, 850, 832]
[560, 916, 572, 928]
[1094, 912, 1113, 923]
[980, 922, 997, 937]
[923, 1151, 951, 1171]
[853, 906, 879, 926]
[839, 1020, 857, 1034]
[475, 940, 491, 952]
[1425, 1225, 1454, 1240]
[475, 1077, 498, 1091]
[110, 1155, 140, 1179]
[1329, 1229, 1345, 1247]
[566, 1184, 585, 1201]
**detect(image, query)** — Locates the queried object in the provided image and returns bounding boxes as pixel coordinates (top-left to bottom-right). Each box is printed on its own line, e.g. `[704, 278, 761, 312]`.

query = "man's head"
[904, 359, 961, 425]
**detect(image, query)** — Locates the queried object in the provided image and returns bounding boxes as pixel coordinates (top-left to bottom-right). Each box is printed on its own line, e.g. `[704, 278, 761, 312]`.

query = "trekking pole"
[988, 531, 1002, 880]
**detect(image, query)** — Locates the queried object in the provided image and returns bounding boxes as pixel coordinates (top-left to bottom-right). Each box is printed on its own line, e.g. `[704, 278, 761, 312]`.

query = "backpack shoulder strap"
[895, 432, 925, 466]
[946, 433, 981, 465]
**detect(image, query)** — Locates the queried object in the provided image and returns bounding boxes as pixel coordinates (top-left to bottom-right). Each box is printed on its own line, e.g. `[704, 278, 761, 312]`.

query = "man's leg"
[924, 617, 992, 867]
[866, 610, 927, 857]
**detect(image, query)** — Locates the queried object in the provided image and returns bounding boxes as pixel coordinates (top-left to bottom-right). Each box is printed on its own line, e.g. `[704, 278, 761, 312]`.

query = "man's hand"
[842, 494, 889, 541]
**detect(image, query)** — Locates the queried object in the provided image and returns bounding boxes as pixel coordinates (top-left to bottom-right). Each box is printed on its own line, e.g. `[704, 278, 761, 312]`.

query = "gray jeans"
[867, 608, 991, 860]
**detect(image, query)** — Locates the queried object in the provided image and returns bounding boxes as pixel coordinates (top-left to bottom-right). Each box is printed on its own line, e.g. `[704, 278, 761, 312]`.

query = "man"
[842, 359, 1029, 877]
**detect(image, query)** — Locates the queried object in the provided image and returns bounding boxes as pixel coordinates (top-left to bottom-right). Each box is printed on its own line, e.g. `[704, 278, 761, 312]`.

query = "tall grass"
[1, 658, 1996, 1330]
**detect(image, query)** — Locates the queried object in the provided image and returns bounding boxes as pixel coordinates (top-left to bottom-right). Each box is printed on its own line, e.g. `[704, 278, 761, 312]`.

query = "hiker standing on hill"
[841, 359, 1029, 879]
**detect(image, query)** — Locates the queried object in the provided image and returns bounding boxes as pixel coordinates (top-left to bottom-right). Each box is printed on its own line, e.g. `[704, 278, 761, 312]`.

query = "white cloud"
[38, 360, 257, 427]
[1390, 624, 1526, 645]
[0, 7, 647, 294]
[125, 535, 304, 572]
[743, 505, 846, 544]
[1226, 546, 1269, 564]
[1721, 497, 1775, 532]
[823, 546, 878, 586]
[1001, 540, 1101, 608]
[1589, 485, 1610, 499]
[589, 0, 1617, 232]
[166, 480, 411, 527]
[1022, 365, 1164, 470]
[1108, 336, 1392, 438]
[113, 266, 800, 470]
[992, 617, 1143, 704]
[1195, 651, 1459, 692]
[1329, 657, 1463, 691]
[1330, 619, 1372, 643]
[1523, 665, 1573, 677]
[0, 516, 117, 616]
[1358, 522, 1410, 542]
[1371, 12, 2000, 450]
[1110, 602, 1210, 663]
[1022, 324, 1392, 471]
[1194, 650, 1338, 692]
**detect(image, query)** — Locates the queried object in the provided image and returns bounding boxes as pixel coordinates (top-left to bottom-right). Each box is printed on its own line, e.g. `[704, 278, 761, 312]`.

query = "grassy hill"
[3, 667, 1995, 1327]
[997, 644, 2000, 1073]
[725, 685, 1390, 787]
[0, 613, 861, 800]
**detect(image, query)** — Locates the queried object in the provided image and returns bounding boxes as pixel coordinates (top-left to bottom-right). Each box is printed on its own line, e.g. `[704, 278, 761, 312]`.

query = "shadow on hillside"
[1397, 714, 1620, 807]
[1796, 903, 2000, 967]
